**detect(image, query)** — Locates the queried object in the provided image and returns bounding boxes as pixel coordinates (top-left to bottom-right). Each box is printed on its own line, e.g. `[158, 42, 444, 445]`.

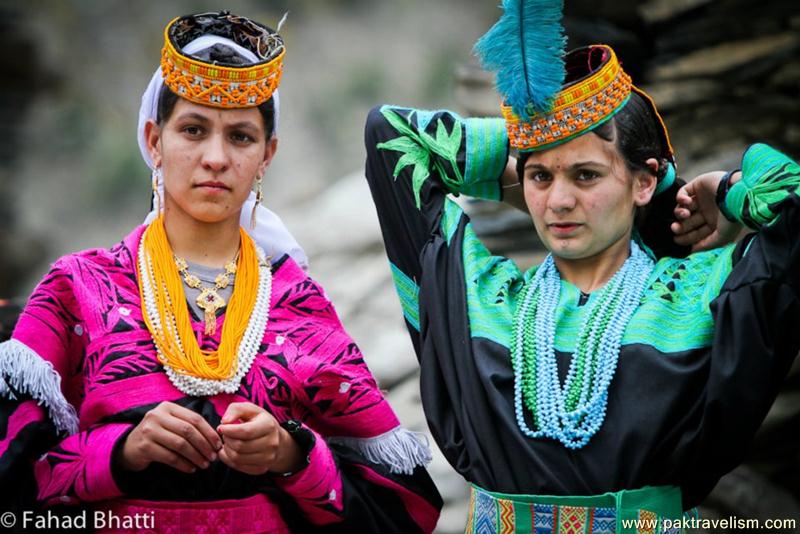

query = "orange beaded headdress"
[160, 11, 285, 109]
[475, 1, 673, 162]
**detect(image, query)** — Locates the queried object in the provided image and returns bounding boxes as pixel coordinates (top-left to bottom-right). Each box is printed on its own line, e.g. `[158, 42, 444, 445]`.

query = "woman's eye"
[527, 171, 550, 182]
[577, 170, 599, 181]
[183, 125, 203, 136]
[230, 132, 255, 144]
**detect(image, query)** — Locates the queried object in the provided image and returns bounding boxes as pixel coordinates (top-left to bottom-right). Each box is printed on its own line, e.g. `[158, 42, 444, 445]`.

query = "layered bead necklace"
[510, 241, 654, 449]
[137, 215, 272, 396]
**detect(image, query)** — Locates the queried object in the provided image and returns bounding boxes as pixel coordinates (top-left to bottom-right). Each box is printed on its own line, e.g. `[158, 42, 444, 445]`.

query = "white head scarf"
[138, 35, 308, 271]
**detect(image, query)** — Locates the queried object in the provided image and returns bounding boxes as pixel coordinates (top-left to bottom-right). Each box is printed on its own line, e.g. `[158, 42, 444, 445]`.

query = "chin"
[186, 208, 237, 225]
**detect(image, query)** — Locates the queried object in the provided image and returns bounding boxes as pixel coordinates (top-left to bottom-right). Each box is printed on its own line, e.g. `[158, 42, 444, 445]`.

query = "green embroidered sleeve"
[376, 106, 508, 207]
[725, 143, 800, 229]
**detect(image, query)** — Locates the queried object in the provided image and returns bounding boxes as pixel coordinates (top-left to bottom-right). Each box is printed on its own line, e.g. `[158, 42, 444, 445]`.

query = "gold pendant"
[196, 288, 225, 336]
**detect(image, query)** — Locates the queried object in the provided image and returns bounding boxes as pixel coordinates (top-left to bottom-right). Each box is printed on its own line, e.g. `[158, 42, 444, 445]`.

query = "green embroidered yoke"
[365, 105, 800, 509]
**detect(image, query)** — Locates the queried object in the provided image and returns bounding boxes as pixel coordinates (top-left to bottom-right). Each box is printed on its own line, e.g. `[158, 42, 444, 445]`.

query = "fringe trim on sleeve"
[0, 339, 79, 435]
[330, 426, 433, 475]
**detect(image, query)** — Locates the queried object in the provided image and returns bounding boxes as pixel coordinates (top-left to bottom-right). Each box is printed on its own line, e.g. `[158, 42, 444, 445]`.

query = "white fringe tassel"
[330, 426, 433, 475]
[0, 339, 79, 435]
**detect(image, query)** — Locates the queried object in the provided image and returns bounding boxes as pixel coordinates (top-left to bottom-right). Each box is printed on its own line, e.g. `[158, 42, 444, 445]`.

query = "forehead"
[525, 131, 618, 167]
[170, 98, 264, 130]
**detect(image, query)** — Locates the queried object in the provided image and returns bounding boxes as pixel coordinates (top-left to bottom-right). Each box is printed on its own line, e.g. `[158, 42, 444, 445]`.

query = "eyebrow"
[173, 113, 261, 132]
[227, 121, 261, 132]
[174, 112, 211, 123]
[524, 160, 608, 170]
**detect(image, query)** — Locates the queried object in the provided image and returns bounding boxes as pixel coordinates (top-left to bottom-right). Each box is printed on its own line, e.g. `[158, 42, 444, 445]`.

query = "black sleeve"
[678, 144, 800, 507]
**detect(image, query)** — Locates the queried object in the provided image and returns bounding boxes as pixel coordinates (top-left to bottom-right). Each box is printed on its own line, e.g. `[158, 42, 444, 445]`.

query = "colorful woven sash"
[465, 484, 685, 534]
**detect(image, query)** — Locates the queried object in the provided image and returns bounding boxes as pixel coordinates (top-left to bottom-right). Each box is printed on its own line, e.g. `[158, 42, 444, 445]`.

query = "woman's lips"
[195, 181, 230, 193]
[547, 222, 582, 236]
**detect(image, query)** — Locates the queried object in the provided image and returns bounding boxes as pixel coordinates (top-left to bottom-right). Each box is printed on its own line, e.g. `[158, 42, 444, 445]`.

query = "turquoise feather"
[474, 0, 566, 119]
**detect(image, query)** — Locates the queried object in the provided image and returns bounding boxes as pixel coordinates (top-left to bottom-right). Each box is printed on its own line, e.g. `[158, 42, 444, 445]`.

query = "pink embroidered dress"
[0, 225, 441, 533]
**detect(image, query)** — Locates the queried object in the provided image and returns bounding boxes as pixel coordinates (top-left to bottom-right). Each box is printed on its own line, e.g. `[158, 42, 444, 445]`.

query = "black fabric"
[105, 397, 441, 530]
[0, 393, 60, 532]
[364, 105, 800, 509]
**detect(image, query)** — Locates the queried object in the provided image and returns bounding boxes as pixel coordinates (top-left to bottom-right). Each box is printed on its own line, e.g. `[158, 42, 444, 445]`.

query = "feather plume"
[474, 0, 566, 119]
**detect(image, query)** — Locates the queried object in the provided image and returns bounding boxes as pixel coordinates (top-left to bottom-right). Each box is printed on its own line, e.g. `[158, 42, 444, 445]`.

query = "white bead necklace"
[138, 237, 272, 397]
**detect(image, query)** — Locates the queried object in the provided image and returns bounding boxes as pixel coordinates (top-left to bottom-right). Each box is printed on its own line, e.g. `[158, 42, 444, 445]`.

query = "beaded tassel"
[511, 241, 654, 448]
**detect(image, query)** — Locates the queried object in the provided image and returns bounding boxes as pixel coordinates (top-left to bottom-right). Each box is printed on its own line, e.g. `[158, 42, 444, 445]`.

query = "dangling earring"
[250, 173, 264, 230]
[152, 166, 163, 213]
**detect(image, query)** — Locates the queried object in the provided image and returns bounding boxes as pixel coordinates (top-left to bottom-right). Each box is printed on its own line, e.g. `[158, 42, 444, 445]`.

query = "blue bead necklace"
[511, 241, 654, 448]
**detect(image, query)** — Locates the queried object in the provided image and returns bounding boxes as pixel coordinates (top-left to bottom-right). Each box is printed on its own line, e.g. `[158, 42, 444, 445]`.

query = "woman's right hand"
[118, 401, 223, 473]
[671, 171, 745, 251]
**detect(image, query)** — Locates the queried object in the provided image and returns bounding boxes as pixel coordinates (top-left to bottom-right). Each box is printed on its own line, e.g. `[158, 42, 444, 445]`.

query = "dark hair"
[155, 44, 276, 137]
[516, 92, 690, 259]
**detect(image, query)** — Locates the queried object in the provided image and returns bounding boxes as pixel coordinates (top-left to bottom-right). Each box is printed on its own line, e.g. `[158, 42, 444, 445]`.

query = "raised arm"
[364, 105, 522, 348]
[674, 144, 800, 506]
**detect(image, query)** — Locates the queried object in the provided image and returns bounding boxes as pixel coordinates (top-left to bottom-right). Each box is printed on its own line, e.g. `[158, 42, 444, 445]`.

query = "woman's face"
[147, 98, 276, 226]
[522, 131, 656, 261]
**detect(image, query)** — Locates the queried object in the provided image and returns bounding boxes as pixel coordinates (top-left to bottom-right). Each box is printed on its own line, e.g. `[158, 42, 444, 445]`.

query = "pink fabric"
[0, 400, 46, 456]
[79, 373, 183, 429]
[35, 422, 133, 504]
[94, 494, 289, 534]
[5, 225, 418, 528]
[273, 426, 343, 525]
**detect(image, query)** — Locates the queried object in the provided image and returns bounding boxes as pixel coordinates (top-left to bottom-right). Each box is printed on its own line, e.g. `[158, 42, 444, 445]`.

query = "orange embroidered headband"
[501, 45, 672, 157]
[160, 11, 285, 109]
[503, 45, 673, 157]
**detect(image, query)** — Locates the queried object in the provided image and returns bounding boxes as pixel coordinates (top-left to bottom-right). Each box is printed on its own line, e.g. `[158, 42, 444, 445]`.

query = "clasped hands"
[118, 401, 304, 476]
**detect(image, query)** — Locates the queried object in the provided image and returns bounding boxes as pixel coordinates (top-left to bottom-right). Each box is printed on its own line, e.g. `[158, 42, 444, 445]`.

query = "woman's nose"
[201, 134, 230, 172]
[547, 178, 576, 212]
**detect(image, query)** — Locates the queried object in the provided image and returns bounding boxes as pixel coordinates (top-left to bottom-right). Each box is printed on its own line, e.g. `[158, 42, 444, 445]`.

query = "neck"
[552, 231, 633, 293]
[162, 206, 242, 269]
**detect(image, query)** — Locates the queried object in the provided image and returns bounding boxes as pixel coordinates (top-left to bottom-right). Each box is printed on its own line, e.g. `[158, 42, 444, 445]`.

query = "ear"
[144, 119, 163, 168]
[258, 137, 278, 176]
[633, 157, 659, 207]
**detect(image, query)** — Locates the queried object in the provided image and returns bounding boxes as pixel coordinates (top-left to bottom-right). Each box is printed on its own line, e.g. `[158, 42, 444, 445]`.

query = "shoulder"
[269, 254, 344, 332]
[645, 245, 735, 305]
[624, 245, 736, 352]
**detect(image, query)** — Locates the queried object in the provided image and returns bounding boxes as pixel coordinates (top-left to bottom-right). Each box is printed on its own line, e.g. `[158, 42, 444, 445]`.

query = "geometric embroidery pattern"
[637, 509, 658, 534]
[558, 505, 587, 534]
[534, 503, 556, 534]
[474, 489, 498, 534]
[470, 488, 629, 534]
[499, 499, 515, 534]
[592, 507, 617, 533]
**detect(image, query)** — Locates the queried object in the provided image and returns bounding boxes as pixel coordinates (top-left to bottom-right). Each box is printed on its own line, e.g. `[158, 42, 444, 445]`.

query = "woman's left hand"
[217, 402, 304, 476]
[671, 171, 744, 252]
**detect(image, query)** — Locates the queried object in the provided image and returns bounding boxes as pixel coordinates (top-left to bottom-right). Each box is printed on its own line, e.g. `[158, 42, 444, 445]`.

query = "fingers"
[222, 434, 277, 454]
[217, 404, 283, 475]
[139, 415, 212, 469]
[124, 402, 223, 472]
[217, 447, 273, 475]
[220, 401, 264, 424]
[163, 403, 223, 457]
[673, 224, 714, 247]
[674, 191, 697, 213]
[671, 211, 709, 235]
[218, 403, 277, 440]
[140, 441, 199, 474]
[157, 415, 219, 465]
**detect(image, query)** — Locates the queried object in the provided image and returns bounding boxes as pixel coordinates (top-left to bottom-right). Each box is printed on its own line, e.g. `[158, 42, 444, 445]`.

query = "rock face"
[0, 4, 49, 297]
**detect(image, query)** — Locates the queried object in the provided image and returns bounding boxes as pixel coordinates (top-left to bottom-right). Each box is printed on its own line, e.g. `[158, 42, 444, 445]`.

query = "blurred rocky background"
[1, 0, 798, 532]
